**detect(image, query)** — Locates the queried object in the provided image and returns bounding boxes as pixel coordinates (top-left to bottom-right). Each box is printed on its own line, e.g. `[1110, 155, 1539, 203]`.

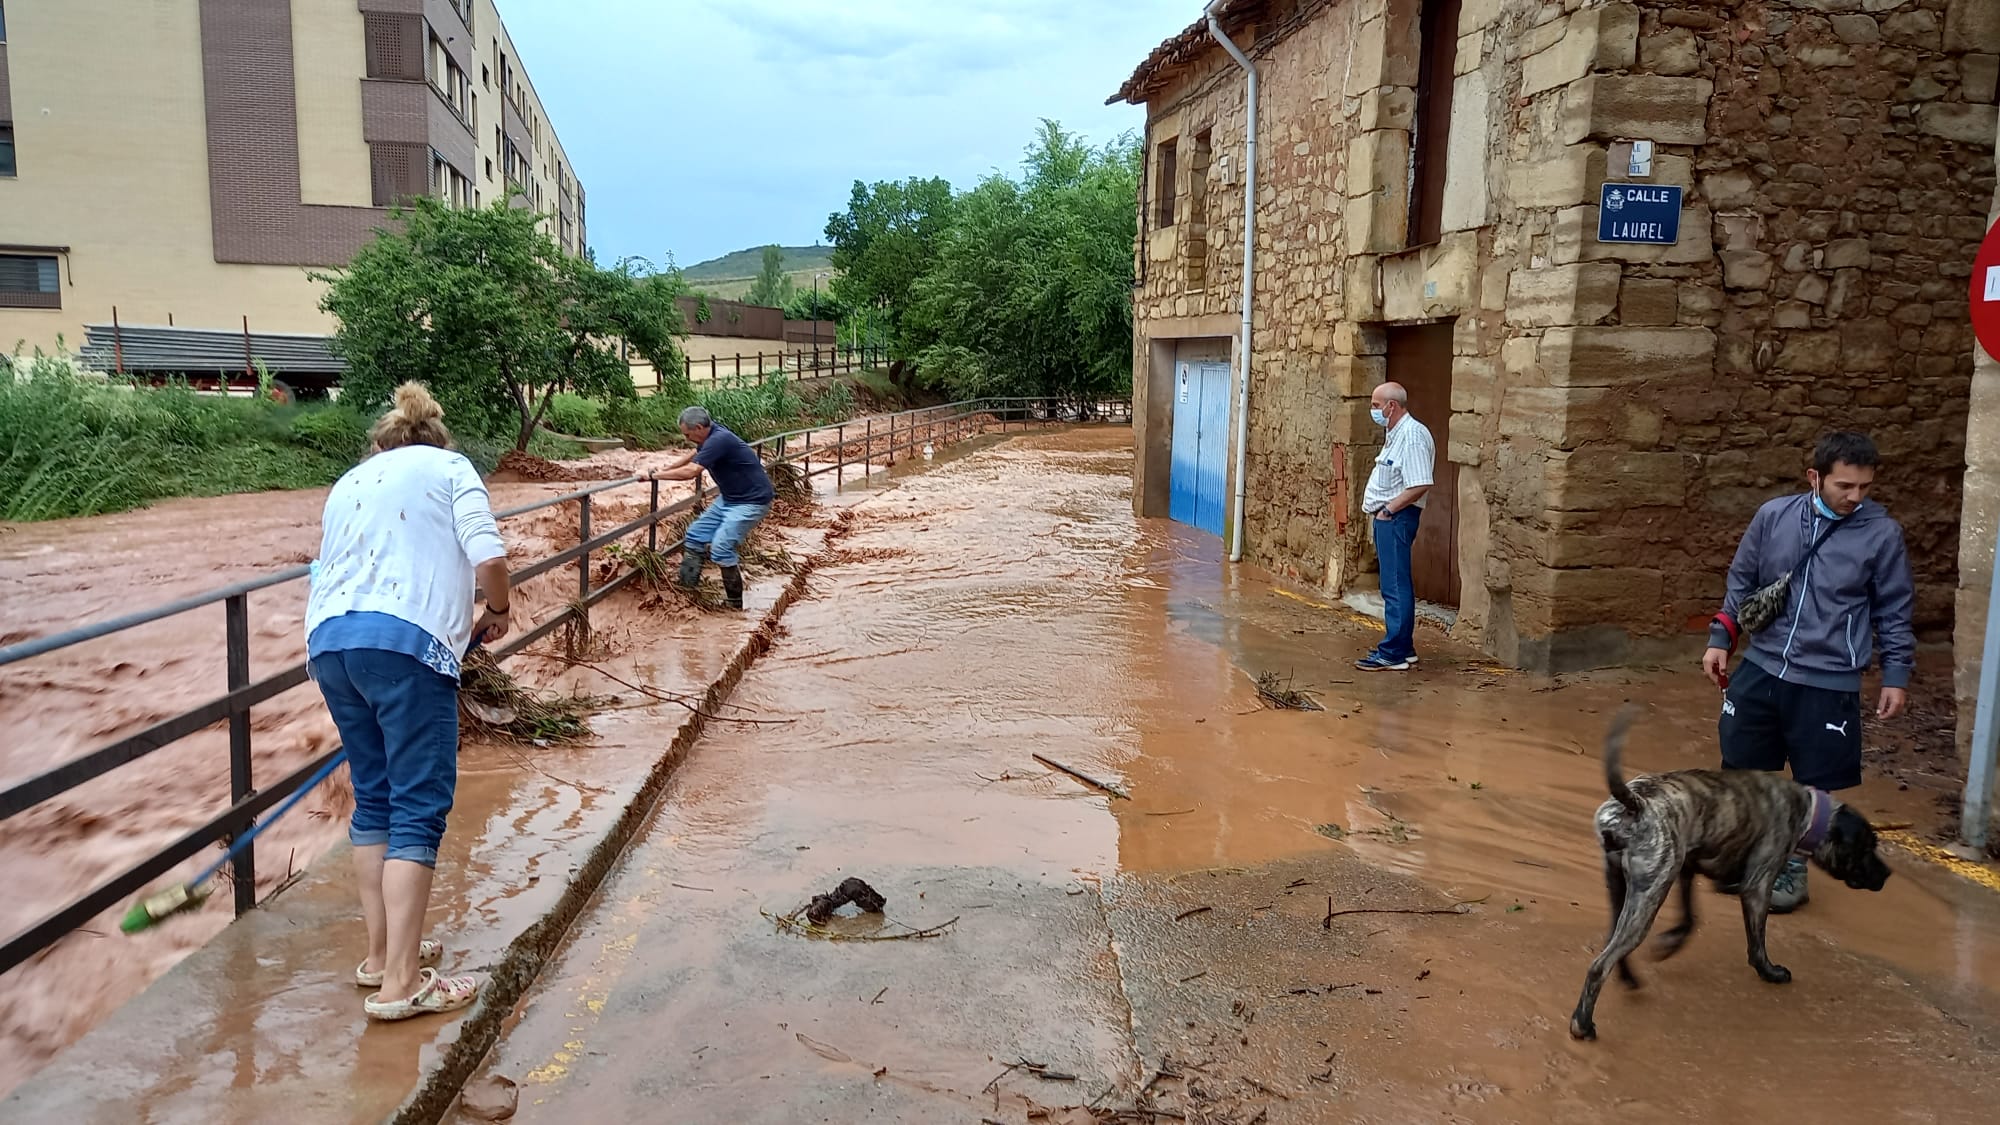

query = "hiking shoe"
[1355, 653, 1412, 671]
[1770, 857, 1809, 913]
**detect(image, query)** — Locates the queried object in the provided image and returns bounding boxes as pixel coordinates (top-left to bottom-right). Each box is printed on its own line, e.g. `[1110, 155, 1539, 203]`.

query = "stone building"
[1113, 0, 1999, 672]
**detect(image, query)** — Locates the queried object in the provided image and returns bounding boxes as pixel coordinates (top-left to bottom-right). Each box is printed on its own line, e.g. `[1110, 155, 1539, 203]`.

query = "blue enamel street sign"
[1597, 183, 1683, 245]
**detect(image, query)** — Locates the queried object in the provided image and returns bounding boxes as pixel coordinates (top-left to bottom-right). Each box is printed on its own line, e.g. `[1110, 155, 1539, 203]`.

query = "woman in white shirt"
[305, 382, 511, 1020]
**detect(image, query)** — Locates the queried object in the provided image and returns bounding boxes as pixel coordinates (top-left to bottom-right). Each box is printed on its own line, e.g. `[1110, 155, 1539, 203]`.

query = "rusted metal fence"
[0, 396, 1128, 975]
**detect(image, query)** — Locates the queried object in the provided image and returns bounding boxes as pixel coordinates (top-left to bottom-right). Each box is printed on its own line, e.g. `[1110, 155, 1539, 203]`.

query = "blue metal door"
[1169, 359, 1231, 538]
[1169, 362, 1200, 526]
[1194, 362, 1230, 536]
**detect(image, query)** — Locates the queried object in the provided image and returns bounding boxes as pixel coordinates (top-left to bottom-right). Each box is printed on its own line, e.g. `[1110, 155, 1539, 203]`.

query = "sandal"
[364, 968, 482, 1021]
[354, 938, 444, 987]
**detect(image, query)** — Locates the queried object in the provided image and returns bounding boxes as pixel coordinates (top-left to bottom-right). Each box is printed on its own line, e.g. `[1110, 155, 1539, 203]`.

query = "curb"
[390, 510, 853, 1125]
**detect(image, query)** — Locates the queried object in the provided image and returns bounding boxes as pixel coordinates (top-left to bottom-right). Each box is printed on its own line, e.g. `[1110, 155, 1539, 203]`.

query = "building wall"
[0, 0, 584, 358]
[1128, 0, 1998, 672]
[1957, 90, 2000, 766]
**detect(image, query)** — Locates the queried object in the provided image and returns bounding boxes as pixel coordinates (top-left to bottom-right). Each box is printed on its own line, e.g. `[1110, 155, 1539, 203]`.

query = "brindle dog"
[1568, 705, 1892, 1041]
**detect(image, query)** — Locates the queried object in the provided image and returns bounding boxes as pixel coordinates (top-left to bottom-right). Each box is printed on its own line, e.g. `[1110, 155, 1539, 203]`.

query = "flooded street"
[458, 429, 2000, 1124]
[3, 426, 1997, 1122]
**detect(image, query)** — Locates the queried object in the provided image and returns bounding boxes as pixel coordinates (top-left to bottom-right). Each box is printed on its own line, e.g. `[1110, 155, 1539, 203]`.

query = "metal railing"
[0, 395, 1128, 974]
[681, 343, 885, 384]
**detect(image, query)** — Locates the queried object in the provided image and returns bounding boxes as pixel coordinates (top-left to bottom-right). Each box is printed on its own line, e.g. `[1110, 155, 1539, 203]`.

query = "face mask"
[1370, 408, 1389, 427]
[1813, 492, 1846, 520]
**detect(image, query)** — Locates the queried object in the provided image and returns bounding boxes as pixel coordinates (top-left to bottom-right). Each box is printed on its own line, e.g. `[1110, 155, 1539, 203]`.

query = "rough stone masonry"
[1120, 0, 1997, 675]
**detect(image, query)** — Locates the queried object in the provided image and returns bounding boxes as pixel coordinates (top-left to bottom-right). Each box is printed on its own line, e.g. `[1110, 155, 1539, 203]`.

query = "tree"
[318, 198, 687, 450]
[823, 176, 955, 355]
[742, 244, 796, 308]
[905, 121, 1137, 406]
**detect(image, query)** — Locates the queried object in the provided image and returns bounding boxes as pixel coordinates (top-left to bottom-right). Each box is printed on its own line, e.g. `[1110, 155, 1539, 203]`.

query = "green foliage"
[823, 175, 957, 354]
[316, 197, 688, 451]
[544, 392, 606, 437]
[782, 286, 851, 324]
[742, 244, 797, 308]
[905, 121, 1138, 405]
[600, 373, 849, 452]
[0, 359, 369, 521]
[821, 121, 1135, 404]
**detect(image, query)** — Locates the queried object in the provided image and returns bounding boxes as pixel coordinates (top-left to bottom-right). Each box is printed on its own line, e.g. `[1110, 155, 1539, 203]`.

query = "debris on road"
[805, 876, 889, 924]
[1254, 670, 1322, 711]
[459, 1073, 519, 1121]
[1322, 894, 1489, 929]
[1033, 753, 1131, 799]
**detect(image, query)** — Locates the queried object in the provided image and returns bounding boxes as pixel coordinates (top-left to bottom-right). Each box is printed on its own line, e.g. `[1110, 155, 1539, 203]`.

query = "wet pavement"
[457, 429, 2000, 1124]
[8, 426, 2000, 1123]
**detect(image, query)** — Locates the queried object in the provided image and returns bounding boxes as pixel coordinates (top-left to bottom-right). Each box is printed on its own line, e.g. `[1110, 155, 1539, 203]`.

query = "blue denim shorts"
[684, 498, 772, 567]
[309, 648, 459, 866]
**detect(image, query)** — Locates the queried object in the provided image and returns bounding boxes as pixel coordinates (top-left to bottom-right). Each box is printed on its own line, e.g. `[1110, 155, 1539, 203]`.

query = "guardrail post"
[836, 424, 845, 487]
[576, 495, 592, 645]
[865, 417, 872, 475]
[225, 594, 257, 916]
[803, 428, 811, 479]
[1964, 520, 2000, 853]
[648, 479, 660, 551]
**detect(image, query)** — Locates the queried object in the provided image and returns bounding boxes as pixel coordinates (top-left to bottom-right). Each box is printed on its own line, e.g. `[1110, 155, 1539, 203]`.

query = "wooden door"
[1385, 323, 1460, 607]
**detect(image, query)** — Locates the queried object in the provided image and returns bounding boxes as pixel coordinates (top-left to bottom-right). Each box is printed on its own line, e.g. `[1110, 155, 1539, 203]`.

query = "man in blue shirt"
[644, 406, 775, 609]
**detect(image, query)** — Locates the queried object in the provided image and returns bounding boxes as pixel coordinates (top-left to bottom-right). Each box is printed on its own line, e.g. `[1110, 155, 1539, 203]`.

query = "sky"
[497, 0, 1198, 270]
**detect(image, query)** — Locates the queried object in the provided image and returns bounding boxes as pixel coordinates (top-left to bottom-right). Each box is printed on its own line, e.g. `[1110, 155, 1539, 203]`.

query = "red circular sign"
[1973, 217, 2000, 363]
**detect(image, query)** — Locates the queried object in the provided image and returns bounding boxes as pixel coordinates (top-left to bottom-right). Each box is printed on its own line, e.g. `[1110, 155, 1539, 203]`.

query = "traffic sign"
[1973, 216, 2000, 363]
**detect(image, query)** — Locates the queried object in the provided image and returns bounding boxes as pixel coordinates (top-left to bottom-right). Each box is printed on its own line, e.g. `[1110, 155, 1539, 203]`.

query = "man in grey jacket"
[1703, 431, 1915, 912]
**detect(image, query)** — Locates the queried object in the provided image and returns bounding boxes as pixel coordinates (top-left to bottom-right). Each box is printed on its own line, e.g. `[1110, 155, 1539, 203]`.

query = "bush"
[543, 392, 607, 437]
[288, 405, 372, 461]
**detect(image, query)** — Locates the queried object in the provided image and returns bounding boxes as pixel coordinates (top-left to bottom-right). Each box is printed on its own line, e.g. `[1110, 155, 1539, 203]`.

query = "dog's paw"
[1652, 929, 1691, 960]
[1616, 960, 1642, 990]
[1568, 1016, 1597, 1041]
[1755, 962, 1792, 985]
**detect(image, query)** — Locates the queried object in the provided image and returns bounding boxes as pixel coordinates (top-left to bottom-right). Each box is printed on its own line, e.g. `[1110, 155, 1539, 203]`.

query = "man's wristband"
[488, 604, 510, 616]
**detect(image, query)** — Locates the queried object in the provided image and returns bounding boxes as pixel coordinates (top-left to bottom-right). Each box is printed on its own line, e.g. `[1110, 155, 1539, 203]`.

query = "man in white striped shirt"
[1356, 381, 1435, 671]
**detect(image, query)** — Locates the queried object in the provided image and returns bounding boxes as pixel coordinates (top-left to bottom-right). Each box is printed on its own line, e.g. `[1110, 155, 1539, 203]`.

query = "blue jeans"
[309, 649, 459, 867]
[1370, 507, 1422, 661]
[685, 498, 771, 567]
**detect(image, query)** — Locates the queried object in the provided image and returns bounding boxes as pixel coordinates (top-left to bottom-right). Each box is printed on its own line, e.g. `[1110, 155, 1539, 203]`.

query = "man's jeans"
[685, 498, 772, 567]
[1370, 507, 1423, 662]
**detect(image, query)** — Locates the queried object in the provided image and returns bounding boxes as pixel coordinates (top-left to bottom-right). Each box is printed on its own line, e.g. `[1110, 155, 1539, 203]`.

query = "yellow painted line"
[1270, 586, 1382, 630]
[1881, 829, 2000, 896]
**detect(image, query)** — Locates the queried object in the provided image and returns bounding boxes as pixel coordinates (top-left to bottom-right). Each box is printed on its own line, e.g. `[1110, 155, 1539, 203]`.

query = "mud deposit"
[460, 429, 2000, 1125]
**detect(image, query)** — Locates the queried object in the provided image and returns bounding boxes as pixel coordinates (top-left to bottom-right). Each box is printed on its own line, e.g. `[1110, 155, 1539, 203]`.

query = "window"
[0, 125, 14, 178]
[1407, 0, 1462, 247]
[0, 254, 61, 309]
[364, 13, 424, 80]
[485, 156, 494, 180]
[1154, 137, 1177, 228]
[482, 64, 491, 90]
[0, 2, 9, 43]
[1183, 130, 1212, 289]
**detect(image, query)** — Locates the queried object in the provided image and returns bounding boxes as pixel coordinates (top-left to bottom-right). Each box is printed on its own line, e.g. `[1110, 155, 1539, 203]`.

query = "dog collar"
[1797, 788, 1835, 854]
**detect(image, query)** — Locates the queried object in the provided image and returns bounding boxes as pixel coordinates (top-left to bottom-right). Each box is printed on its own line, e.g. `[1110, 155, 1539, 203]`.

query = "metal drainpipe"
[1206, 1, 1256, 563]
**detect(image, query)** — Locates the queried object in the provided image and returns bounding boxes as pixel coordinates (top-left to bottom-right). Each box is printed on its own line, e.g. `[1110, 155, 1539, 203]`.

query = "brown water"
[463, 427, 2000, 1124]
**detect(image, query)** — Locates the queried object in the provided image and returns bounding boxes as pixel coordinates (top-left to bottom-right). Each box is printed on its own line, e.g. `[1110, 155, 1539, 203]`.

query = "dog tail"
[1603, 703, 1642, 814]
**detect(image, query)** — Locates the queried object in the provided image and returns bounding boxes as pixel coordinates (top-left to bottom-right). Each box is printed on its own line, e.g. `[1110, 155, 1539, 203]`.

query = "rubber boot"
[678, 543, 707, 589]
[720, 565, 745, 610]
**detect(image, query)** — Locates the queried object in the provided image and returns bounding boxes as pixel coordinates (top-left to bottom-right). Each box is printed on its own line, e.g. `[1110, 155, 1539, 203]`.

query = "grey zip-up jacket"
[1709, 492, 1916, 692]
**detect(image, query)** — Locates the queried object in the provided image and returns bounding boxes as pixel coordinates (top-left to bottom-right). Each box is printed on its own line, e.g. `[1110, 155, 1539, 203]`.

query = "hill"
[680, 244, 835, 283]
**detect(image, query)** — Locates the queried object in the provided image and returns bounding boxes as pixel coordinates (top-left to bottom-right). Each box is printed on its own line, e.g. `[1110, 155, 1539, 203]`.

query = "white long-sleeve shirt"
[305, 445, 507, 659]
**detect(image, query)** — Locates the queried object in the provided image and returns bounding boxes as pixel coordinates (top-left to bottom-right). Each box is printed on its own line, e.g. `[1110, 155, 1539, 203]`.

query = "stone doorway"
[1386, 321, 1460, 608]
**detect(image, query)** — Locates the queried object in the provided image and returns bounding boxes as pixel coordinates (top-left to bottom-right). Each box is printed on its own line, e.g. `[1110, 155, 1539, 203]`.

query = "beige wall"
[293, 0, 371, 208]
[0, 0, 586, 361]
[0, 0, 337, 355]
[476, 0, 581, 251]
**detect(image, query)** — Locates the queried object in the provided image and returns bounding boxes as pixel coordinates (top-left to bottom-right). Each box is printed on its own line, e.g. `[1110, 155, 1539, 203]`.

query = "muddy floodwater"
[4, 427, 1999, 1123]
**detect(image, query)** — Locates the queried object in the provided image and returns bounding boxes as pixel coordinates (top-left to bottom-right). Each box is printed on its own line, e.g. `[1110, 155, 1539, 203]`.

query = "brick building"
[1113, 0, 1999, 672]
[0, 0, 585, 357]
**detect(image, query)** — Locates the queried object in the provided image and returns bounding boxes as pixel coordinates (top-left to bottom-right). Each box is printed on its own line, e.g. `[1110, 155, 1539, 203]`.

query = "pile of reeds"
[457, 648, 598, 743]
[1254, 670, 1322, 711]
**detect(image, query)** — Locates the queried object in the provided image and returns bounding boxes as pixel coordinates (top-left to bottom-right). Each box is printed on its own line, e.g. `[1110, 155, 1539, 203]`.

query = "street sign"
[1597, 183, 1683, 245]
[1972, 216, 2000, 362]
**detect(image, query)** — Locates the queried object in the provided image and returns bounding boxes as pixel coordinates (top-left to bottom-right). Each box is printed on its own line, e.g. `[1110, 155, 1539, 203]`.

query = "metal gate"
[1169, 360, 1231, 537]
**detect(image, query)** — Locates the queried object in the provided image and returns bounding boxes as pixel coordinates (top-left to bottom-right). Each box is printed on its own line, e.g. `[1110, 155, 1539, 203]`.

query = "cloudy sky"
[499, 0, 1197, 269]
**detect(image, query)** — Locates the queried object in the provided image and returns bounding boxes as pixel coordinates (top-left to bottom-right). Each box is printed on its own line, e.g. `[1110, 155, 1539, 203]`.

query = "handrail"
[0, 395, 1128, 975]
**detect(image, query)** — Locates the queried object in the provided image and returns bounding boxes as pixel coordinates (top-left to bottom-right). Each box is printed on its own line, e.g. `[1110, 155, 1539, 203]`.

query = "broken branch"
[1032, 753, 1131, 799]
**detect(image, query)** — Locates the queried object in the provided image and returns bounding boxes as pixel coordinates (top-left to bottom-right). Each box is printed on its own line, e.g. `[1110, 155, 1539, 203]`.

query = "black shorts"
[1718, 657, 1863, 791]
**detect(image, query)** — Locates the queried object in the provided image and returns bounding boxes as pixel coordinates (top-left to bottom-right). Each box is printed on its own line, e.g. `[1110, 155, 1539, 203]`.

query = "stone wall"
[1128, 0, 1998, 671]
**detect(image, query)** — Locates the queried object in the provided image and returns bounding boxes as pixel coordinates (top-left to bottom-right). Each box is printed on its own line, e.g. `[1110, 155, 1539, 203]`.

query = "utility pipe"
[1205, 1, 1257, 563]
